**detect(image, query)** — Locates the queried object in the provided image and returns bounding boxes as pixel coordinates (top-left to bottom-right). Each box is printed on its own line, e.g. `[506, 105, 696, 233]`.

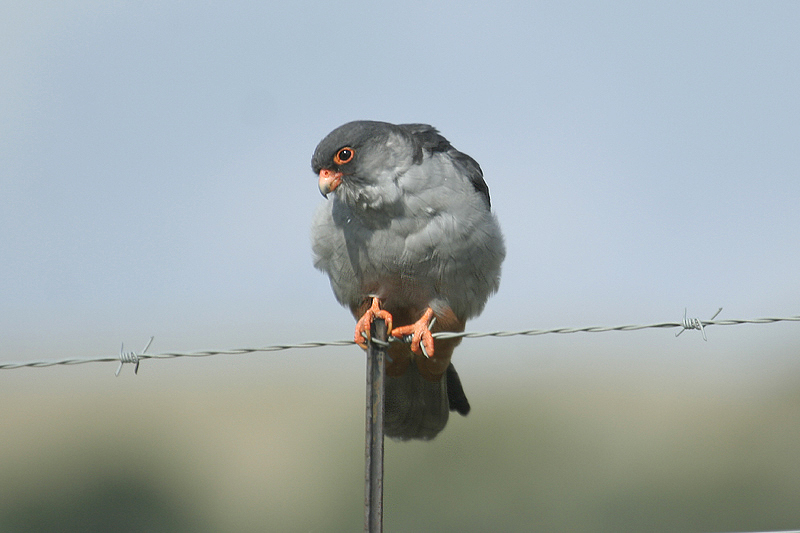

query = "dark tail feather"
[384, 362, 470, 441]
[446, 364, 471, 416]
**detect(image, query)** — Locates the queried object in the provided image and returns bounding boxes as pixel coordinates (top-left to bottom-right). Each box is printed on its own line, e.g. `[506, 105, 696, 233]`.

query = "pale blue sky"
[2, 1, 798, 379]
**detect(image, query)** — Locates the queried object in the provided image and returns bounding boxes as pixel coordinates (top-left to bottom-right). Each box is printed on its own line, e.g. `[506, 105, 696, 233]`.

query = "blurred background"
[2, 1, 799, 531]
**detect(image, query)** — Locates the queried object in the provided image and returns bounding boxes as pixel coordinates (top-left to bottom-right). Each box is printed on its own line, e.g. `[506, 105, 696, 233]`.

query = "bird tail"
[384, 363, 470, 441]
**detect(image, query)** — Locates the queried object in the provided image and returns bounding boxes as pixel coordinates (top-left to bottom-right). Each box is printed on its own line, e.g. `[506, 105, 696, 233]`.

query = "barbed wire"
[1, 311, 798, 374]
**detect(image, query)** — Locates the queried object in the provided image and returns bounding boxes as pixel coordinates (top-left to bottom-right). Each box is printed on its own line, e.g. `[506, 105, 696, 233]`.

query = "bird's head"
[311, 121, 417, 209]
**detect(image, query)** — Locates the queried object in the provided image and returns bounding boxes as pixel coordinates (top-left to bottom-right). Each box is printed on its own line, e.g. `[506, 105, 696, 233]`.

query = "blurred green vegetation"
[2, 357, 800, 532]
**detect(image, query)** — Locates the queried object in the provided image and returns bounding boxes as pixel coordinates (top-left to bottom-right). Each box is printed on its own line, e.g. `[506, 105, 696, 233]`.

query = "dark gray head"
[311, 121, 402, 176]
[311, 121, 420, 205]
[312, 120, 491, 207]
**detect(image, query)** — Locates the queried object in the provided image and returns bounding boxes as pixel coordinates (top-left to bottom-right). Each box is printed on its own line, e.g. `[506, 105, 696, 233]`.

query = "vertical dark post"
[364, 319, 386, 532]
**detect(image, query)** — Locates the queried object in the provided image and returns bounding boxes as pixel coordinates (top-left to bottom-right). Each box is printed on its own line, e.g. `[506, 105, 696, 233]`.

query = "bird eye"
[334, 147, 354, 165]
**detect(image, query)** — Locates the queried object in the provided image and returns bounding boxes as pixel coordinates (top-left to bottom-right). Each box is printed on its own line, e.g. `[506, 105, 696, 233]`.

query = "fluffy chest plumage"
[312, 184, 503, 321]
[314, 198, 443, 307]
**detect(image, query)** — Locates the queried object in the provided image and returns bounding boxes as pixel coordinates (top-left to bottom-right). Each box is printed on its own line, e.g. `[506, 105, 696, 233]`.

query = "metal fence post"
[364, 319, 386, 532]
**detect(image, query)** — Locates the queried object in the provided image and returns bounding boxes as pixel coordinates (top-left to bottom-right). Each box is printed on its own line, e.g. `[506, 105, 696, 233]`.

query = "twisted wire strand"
[432, 316, 800, 340]
[1, 315, 798, 372]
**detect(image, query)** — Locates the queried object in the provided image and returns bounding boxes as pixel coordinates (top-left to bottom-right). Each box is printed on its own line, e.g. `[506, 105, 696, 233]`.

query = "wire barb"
[675, 308, 723, 341]
[116, 336, 153, 376]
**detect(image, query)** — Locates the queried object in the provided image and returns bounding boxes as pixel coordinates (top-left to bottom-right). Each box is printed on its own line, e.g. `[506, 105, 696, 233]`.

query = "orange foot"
[354, 297, 393, 349]
[391, 308, 435, 358]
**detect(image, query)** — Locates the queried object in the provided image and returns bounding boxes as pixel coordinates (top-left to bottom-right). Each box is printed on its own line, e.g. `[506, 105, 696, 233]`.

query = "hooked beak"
[318, 169, 343, 198]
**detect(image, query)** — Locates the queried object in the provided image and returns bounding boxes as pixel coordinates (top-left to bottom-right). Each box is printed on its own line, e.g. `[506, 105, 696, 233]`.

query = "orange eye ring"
[334, 147, 355, 165]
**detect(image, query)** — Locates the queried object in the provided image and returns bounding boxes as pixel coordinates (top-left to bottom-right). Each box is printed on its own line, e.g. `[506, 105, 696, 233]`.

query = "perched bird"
[311, 120, 505, 440]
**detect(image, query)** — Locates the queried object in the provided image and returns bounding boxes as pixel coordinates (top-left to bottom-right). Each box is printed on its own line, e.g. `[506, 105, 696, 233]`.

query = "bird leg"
[391, 307, 435, 358]
[354, 297, 393, 349]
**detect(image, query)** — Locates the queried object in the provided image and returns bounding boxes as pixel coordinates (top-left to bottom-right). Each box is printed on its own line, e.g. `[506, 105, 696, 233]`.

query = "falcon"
[311, 120, 505, 440]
